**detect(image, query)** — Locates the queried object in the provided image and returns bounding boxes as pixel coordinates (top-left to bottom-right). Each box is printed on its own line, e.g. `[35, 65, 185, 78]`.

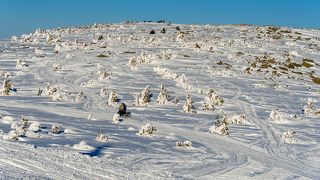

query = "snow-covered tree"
[98, 69, 110, 80]
[183, 94, 197, 113]
[269, 108, 282, 121]
[204, 89, 224, 106]
[156, 84, 170, 104]
[303, 98, 320, 116]
[209, 116, 229, 135]
[108, 90, 118, 106]
[137, 123, 157, 136]
[74, 91, 86, 102]
[1, 80, 13, 95]
[16, 59, 28, 68]
[135, 86, 151, 106]
[100, 87, 108, 97]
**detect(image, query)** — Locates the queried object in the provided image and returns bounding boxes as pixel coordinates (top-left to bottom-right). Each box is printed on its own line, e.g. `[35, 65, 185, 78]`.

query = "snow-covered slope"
[0, 22, 319, 179]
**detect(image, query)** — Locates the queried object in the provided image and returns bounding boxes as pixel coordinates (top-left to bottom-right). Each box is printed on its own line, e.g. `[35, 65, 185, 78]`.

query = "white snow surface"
[0, 22, 319, 179]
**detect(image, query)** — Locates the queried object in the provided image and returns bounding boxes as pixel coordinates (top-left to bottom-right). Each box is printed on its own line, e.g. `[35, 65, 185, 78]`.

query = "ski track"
[0, 23, 319, 179]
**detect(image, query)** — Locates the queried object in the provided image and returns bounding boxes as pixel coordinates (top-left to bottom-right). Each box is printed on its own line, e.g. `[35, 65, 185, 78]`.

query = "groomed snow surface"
[0, 22, 319, 179]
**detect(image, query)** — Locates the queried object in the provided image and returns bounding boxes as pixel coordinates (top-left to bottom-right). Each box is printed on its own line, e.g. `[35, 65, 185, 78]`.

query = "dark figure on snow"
[118, 103, 127, 116]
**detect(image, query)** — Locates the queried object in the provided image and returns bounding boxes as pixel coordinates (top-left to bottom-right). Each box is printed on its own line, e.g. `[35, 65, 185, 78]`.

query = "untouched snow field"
[0, 22, 319, 179]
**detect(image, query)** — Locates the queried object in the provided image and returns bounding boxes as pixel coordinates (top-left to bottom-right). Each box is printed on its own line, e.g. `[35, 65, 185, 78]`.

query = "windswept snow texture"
[0, 23, 320, 179]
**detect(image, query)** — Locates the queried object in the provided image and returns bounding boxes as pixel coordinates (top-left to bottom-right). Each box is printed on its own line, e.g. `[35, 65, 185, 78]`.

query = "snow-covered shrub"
[25, 130, 40, 138]
[153, 66, 178, 80]
[137, 123, 157, 136]
[108, 90, 118, 106]
[173, 97, 179, 104]
[52, 63, 62, 71]
[176, 140, 192, 148]
[269, 108, 282, 121]
[46, 34, 53, 43]
[98, 69, 110, 80]
[1, 80, 13, 95]
[209, 117, 229, 135]
[96, 130, 109, 142]
[5, 117, 31, 139]
[204, 89, 224, 106]
[45, 84, 66, 101]
[100, 88, 108, 97]
[128, 52, 150, 68]
[303, 98, 320, 116]
[74, 91, 86, 102]
[11, 36, 18, 41]
[4, 130, 19, 140]
[183, 94, 197, 114]
[16, 59, 28, 68]
[135, 86, 151, 106]
[281, 130, 296, 143]
[156, 84, 170, 104]
[36, 88, 43, 96]
[202, 103, 215, 111]
[228, 113, 248, 125]
[45, 84, 57, 96]
[51, 124, 60, 134]
[176, 32, 185, 41]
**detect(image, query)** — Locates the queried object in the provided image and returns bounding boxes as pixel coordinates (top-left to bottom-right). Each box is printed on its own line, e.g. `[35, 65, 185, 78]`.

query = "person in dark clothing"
[118, 103, 130, 116]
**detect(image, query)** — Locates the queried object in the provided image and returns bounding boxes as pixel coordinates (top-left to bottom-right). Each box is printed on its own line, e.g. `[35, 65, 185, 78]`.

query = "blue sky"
[0, 0, 319, 39]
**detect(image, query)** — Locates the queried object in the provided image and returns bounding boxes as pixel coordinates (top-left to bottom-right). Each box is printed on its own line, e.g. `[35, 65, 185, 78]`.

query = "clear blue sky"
[0, 0, 319, 39]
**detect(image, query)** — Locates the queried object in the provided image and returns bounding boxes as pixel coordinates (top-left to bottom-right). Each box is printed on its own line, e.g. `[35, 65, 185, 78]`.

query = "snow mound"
[73, 140, 95, 151]
[112, 113, 123, 124]
[28, 121, 41, 132]
[1, 116, 15, 124]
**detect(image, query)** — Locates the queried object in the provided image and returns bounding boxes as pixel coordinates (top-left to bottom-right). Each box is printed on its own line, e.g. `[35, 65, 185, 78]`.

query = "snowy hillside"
[0, 22, 319, 179]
